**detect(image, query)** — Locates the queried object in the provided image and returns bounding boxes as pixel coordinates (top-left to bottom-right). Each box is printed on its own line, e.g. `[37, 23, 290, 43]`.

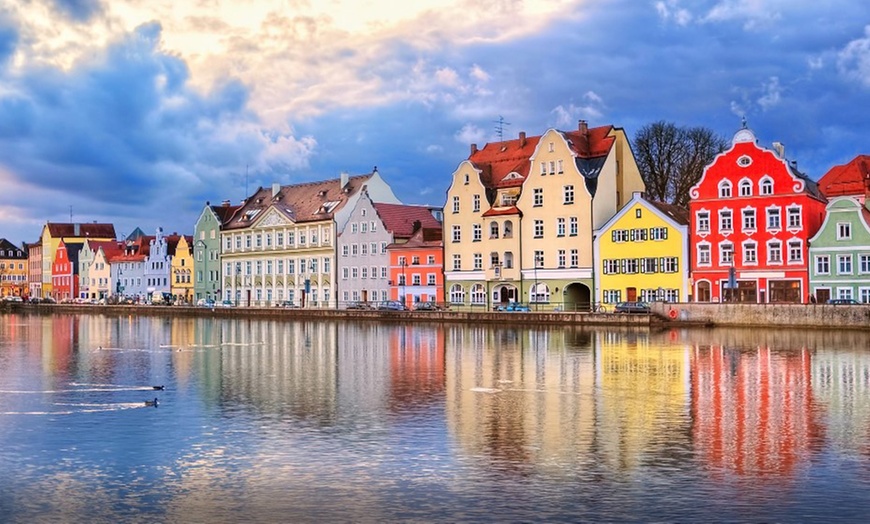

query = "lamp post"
[533, 252, 542, 311]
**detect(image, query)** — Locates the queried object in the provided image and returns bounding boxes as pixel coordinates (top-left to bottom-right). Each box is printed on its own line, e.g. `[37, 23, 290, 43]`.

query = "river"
[0, 312, 868, 522]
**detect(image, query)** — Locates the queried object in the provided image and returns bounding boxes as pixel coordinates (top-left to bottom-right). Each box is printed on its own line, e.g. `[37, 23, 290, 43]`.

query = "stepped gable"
[372, 203, 442, 239]
[648, 200, 689, 225]
[224, 173, 373, 231]
[47, 223, 116, 238]
[818, 155, 870, 198]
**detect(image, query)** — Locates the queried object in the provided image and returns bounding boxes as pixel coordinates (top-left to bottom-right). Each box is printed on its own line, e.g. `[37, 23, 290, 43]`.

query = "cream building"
[221, 171, 398, 307]
[444, 121, 645, 310]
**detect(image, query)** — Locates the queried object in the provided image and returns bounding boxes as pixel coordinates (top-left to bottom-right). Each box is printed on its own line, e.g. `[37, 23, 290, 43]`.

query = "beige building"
[444, 121, 644, 310]
[220, 171, 398, 307]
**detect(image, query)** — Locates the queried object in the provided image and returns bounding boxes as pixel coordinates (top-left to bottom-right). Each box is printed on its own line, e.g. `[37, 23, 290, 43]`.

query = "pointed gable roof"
[224, 173, 374, 231]
[818, 155, 870, 198]
[372, 203, 442, 239]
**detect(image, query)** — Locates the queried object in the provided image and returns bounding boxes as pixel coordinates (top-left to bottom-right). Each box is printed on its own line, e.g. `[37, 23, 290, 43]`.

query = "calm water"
[1, 313, 869, 522]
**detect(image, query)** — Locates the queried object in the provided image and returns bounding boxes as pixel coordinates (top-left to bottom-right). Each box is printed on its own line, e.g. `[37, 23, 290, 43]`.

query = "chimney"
[340, 171, 349, 189]
[579, 120, 588, 135]
[412, 219, 422, 233]
[519, 132, 526, 147]
[222, 200, 230, 207]
[272, 183, 280, 198]
[773, 141, 785, 158]
[74, 223, 80, 236]
[470, 143, 478, 155]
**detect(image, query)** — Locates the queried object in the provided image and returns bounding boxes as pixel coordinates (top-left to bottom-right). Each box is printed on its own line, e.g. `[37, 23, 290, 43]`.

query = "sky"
[1, 0, 869, 244]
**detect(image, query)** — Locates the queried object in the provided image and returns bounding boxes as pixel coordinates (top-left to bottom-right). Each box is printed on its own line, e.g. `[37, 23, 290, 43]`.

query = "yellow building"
[594, 192, 689, 305]
[40, 223, 116, 298]
[444, 121, 645, 311]
[0, 238, 28, 298]
[170, 235, 194, 303]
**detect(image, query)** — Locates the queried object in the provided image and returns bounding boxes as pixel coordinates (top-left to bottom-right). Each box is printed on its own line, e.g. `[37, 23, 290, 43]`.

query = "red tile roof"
[482, 206, 520, 217]
[109, 236, 152, 262]
[818, 155, 870, 198]
[211, 203, 242, 225]
[372, 203, 441, 239]
[46, 223, 116, 239]
[388, 226, 442, 250]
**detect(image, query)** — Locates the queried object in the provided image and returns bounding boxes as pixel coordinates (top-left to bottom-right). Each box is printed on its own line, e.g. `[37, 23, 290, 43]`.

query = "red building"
[817, 154, 870, 201]
[388, 226, 444, 307]
[51, 240, 83, 301]
[689, 127, 826, 303]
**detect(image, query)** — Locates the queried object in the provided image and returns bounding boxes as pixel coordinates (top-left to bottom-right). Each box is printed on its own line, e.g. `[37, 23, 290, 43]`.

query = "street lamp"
[533, 252, 542, 311]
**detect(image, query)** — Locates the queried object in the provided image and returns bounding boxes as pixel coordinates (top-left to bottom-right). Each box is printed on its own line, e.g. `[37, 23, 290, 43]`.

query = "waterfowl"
[144, 398, 159, 407]
[152, 385, 165, 390]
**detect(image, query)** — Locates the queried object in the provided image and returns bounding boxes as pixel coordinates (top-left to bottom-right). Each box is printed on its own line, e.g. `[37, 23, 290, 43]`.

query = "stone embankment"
[651, 302, 870, 330]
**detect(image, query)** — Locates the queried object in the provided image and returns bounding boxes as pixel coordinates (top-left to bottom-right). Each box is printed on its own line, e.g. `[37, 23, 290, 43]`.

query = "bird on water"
[144, 398, 159, 407]
[152, 385, 165, 390]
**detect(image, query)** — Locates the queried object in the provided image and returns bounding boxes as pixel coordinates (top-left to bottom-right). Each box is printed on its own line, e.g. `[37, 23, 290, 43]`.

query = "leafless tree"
[633, 121, 728, 208]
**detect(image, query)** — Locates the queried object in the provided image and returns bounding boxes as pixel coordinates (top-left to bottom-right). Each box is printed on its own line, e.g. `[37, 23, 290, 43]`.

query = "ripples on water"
[1, 313, 870, 522]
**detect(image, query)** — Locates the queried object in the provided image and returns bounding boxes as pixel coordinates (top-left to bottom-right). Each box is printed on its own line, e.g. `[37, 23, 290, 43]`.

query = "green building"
[808, 196, 870, 303]
[193, 201, 241, 302]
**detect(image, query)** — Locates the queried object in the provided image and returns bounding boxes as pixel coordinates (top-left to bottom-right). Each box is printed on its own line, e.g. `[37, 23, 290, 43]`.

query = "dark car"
[414, 301, 447, 311]
[827, 299, 860, 305]
[346, 301, 374, 310]
[377, 300, 407, 311]
[614, 301, 651, 314]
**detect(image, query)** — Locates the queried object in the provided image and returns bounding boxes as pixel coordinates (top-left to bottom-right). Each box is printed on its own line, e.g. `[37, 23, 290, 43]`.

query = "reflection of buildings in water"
[812, 350, 870, 454]
[388, 325, 445, 412]
[445, 325, 596, 473]
[336, 322, 392, 414]
[595, 330, 692, 470]
[692, 345, 824, 477]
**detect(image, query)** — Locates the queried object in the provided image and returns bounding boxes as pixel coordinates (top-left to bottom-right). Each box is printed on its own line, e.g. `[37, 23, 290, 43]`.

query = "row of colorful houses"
[2, 121, 869, 307]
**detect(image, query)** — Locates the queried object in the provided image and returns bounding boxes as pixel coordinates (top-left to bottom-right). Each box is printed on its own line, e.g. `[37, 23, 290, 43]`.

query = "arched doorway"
[564, 282, 591, 311]
[493, 284, 518, 307]
[696, 281, 711, 302]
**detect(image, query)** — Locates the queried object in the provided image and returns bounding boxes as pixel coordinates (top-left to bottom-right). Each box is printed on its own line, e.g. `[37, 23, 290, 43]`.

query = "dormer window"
[737, 155, 752, 167]
[719, 180, 732, 198]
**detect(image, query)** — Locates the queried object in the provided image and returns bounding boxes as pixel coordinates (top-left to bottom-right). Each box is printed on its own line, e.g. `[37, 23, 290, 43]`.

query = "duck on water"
[144, 398, 159, 407]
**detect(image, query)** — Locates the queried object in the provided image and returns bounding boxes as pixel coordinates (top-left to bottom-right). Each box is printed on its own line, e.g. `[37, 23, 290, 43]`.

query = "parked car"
[275, 301, 299, 308]
[827, 298, 860, 305]
[377, 300, 407, 311]
[414, 301, 447, 311]
[614, 301, 651, 314]
[219, 300, 236, 308]
[346, 301, 374, 310]
[2, 296, 23, 303]
[496, 302, 531, 312]
[197, 298, 216, 308]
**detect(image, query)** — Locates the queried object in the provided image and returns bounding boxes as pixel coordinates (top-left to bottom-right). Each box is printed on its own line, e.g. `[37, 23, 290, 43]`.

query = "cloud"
[655, 1, 692, 26]
[702, 0, 782, 29]
[0, 16, 16, 65]
[551, 91, 605, 127]
[757, 76, 782, 110]
[52, 0, 103, 22]
[454, 123, 487, 145]
[838, 25, 870, 87]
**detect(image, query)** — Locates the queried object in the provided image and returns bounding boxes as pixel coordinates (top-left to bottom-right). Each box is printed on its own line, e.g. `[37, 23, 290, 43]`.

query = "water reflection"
[1, 314, 870, 521]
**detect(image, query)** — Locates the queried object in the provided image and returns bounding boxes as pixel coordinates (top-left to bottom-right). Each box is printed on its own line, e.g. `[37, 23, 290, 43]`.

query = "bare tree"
[633, 121, 728, 208]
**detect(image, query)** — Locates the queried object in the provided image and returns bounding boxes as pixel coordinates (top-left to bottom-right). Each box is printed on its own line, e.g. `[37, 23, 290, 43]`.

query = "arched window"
[530, 282, 550, 303]
[760, 177, 774, 195]
[450, 284, 465, 304]
[504, 251, 514, 269]
[471, 283, 486, 304]
[739, 179, 752, 197]
[503, 220, 514, 238]
[490, 221, 499, 239]
[719, 180, 732, 198]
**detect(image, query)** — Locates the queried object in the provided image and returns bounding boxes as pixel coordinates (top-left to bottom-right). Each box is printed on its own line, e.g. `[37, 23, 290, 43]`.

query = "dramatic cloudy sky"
[1, 0, 869, 243]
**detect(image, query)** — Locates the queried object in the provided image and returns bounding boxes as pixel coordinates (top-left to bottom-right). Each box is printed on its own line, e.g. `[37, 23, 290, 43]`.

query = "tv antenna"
[494, 116, 511, 141]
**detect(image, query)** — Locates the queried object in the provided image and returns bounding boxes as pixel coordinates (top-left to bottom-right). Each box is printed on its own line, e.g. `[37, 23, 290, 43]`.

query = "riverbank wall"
[651, 302, 870, 330]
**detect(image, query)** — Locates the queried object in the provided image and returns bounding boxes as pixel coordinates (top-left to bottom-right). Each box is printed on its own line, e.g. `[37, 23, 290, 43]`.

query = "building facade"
[444, 122, 645, 310]
[689, 127, 827, 303]
[51, 240, 82, 301]
[808, 197, 870, 303]
[40, 223, 116, 298]
[0, 239, 27, 298]
[193, 201, 240, 302]
[27, 241, 41, 298]
[594, 193, 689, 305]
[171, 235, 194, 303]
[388, 226, 444, 306]
[110, 235, 151, 301]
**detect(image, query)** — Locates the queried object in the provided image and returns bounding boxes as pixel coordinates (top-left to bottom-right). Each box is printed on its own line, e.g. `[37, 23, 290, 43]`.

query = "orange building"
[388, 226, 444, 307]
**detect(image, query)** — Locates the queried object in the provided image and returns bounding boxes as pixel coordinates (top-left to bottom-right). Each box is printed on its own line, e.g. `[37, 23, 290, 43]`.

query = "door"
[816, 288, 830, 304]
[626, 287, 637, 301]
[361, 289, 368, 302]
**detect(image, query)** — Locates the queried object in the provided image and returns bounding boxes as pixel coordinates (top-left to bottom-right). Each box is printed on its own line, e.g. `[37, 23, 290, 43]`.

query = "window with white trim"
[767, 207, 781, 230]
[743, 242, 757, 264]
[557, 250, 566, 268]
[490, 222, 499, 239]
[787, 207, 802, 228]
[838, 254, 853, 274]
[471, 253, 481, 270]
[650, 227, 668, 240]
[760, 178, 773, 195]
[860, 287, 870, 304]
[623, 259, 639, 274]
[570, 249, 578, 268]
[837, 223, 852, 240]
[815, 255, 830, 274]
[473, 194, 480, 213]
[742, 208, 756, 231]
[452, 254, 461, 271]
[473, 224, 482, 242]
[697, 211, 710, 233]
[720, 243, 733, 265]
[603, 260, 620, 274]
[739, 179, 752, 196]
[719, 210, 733, 233]
[698, 244, 711, 265]
[533, 188, 543, 207]
[719, 180, 732, 198]
[861, 254, 870, 274]
[768, 241, 782, 264]
[450, 284, 465, 303]
[452, 225, 461, 242]
[838, 287, 854, 300]
[557, 218, 566, 237]
[563, 185, 574, 204]
[661, 257, 678, 273]
[452, 196, 459, 213]
[569, 217, 578, 236]
[471, 283, 486, 304]
[603, 290, 621, 303]
[534, 220, 544, 238]
[788, 240, 803, 263]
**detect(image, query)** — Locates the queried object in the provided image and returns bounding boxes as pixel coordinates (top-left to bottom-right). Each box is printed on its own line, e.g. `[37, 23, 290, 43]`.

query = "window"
[760, 178, 773, 195]
[490, 222, 499, 239]
[861, 254, 870, 274]
[370, 266, 376, 279]
[381, 242, 387, 254]
[862, 288, 870, 304]
[630, 228, 648, 242]
[351, 223, 358, 234]
[371, 221, 377, 233]
[563, 185, 574, 204]
[412, 256, 420, 265]
[361, 243, 368, 255]
[767, 208, 781, 230]
[540, 161, 547, 175]
[787, 207, 802, 228]
[838, 254, 853, 274]
[351, 267, 358, 278]
[277, 232, 284, 246]
[504, 221, 513, 238]
[371, 242, 377, 255]
[361, 222, 368, 233]
[661, 257, 678, 273]
[471, 284, 486, 304]
[739, 179, 752, 196]
[452, 196, 460, 213]
[427, 255, 435, 265]
[549, 161, 556, 175]
[533, 188, 543, 207]
[623, 259, 639, 274]
[603, 290, 621, 303]
[361, 267, 368, 279]
[650, 227, 668, 240]
[837, 223, 852, 240]
[342, 268, 349, 279]
[612, 230, 629, 243]
[473, 253, 482, 270]
[697, 212, 710, 233]
[788, 240, 803, 263]
[569, 217, 578, 236]
[719, 180, 732, 198]
[452, 254, 461, 271]
[490, 252, 500, 268]
[381, 267, 388, 278]
[473, 194, 481, 212]
[351, 244, 358, 256]
[557, 218, 566, 237]
[534, 220, 544, 238]
[720, 243, 733, 265]
[504, 251, 514, 269]
[768, 241, 782, 264]
[570, 249, 578, 268]
[452, 225, 461, 242]
[558, 160, 564, 174]
[838, 287, 854, 300]
[450, 284, 465, 303]
[473, 224, 482, 242]
[530, 282, 550, 303]
[742, 208, 756, 231]
[719, 210, 733, 232]
[743, 242, 757, 264]
[816, 255, 830, 275]
[557, 250, 566, 268]
[640, 257, 657, 273]
[533, 250, 544, 268]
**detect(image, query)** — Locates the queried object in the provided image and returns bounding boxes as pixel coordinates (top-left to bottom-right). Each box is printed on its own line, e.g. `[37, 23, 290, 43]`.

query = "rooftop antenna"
[245, 164, 249, 198]
[494, 115, 511, 141]
[69, 205, 73, 223]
